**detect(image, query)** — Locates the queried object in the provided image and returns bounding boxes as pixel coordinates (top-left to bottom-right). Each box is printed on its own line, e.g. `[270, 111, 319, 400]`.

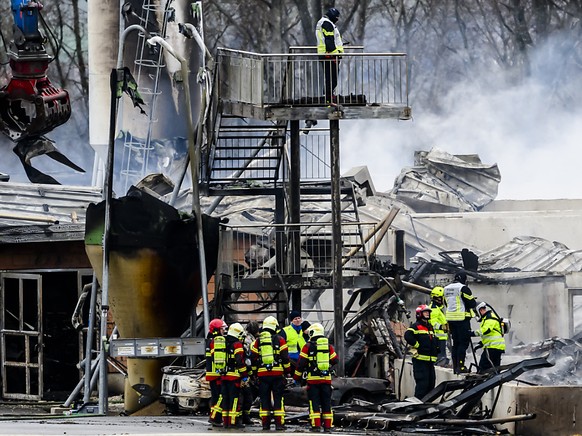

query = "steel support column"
[289, 120, 302, 312]
[330, 119, 344, 376]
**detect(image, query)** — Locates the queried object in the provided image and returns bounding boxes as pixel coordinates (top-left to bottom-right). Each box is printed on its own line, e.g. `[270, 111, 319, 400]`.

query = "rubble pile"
[512, 337, 582, 385]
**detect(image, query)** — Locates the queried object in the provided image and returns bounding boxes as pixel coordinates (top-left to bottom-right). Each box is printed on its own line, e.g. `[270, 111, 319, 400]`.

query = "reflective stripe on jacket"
[429, 302, 448, 341]
[404, 320, 438, 362]
[444, 282, 475, 321]
[315, 16, 344, 55]
[480, 311, 506, 351]
[222, 337, 247, 381]
[205, 334, 221, 381]
[250, 332, 291, 376]
[293, 339, 338, 384]
[282, 324, 306, 357]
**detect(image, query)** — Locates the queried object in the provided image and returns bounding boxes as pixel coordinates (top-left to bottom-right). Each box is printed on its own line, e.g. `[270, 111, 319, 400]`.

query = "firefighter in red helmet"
[206, 318, 227, 426]
[404, 305, 439, 400]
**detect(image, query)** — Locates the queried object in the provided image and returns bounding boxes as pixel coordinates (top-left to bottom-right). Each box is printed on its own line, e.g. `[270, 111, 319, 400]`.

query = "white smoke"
[341, 32, 582, 201]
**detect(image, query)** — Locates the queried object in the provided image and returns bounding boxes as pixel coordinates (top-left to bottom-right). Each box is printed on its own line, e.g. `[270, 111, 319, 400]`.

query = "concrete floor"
[0, 415, 370, 436]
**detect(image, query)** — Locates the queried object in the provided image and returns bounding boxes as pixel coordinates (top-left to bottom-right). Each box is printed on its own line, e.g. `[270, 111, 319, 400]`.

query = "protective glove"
[474, 342, 483, 351]
[409, 347, 419, 358]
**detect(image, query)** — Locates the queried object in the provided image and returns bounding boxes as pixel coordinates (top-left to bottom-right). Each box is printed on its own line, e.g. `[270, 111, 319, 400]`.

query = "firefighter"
[220, 323, 248, 428]
[429, 286, 449, 365]
[241, 320, 260, 425]
[281, 310, 306, 367]
[206, 318, 227, 426]
[404, 305, 439, 400]
[473, 302, 506, 373]
[316, 7, 344, 105]
[250, 315, 290, 431]
[294, 322, 338, 433]
[444, 270, 477, 373]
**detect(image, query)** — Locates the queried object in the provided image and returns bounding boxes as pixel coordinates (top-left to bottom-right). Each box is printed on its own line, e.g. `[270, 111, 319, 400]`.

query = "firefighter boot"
[452, 357, 459, 374]
[323, 414, 333, 432]
[274, 415, 286, 431]
[262, 415, 271, 431]
[242, 411, 254, 425]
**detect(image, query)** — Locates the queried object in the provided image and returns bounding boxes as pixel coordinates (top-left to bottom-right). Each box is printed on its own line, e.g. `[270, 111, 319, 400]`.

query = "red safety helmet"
[415, 304, 432, 318]
[209, 318, 227, 333]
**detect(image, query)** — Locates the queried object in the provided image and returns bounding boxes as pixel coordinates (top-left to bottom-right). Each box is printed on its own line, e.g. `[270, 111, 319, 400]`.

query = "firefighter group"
[205, 311, 338, 432]
[404, 270, 508, 399]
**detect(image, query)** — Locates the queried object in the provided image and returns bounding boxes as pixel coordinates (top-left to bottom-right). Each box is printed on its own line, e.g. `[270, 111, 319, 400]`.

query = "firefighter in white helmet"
[219, 323, 248, 428]
[472, 302, 506, 373]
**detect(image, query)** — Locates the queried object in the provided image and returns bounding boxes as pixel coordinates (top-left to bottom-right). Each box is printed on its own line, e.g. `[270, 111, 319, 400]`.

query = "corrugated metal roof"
[479, 236, 582, 272]
[0, 182, 102, 227]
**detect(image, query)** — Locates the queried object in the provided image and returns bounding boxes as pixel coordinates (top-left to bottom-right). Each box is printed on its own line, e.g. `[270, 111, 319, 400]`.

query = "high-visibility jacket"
[429, 301, 448, 342]
[282, 324, 306, 359]
[250, 330, 291, 377]
[477, 311, 506, 351]
[315, 16, 344, 55]
[294, 337, 338, 384]
[444, 282, 476, 321]
[404, 320, 439, 362]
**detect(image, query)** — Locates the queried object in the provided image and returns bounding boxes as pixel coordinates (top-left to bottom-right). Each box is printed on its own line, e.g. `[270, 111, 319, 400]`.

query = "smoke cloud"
[342, 32, 582, 201]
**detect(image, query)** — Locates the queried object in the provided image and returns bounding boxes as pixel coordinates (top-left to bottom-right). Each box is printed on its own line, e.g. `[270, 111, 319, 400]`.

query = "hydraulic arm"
[0, 0, 71, 142]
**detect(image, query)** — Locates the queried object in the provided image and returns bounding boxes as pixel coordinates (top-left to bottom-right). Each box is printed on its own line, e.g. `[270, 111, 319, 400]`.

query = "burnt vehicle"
[284, 376, 392, 407]
[159, 366, 211, 415]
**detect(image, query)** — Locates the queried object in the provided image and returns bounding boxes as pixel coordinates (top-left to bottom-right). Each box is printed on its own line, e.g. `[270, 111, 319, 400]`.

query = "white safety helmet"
[228, 322, 245, 339]
[262, 316, 279, 332]
[308, 322, 325, 338]
[476, 302, 488, 312]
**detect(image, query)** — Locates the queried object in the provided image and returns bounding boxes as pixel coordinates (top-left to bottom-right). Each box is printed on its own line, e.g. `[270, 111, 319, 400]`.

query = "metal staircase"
[201, 47, 408, 326]
[204, 116, 288, 195]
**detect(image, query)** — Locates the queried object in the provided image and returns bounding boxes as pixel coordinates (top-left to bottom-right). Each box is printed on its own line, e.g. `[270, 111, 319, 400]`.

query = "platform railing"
[217, 48, 408, 107]
[217, 222, 380, 279]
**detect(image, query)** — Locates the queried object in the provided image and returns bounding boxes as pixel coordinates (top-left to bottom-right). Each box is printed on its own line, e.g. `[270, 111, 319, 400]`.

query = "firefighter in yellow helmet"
[293, 323, 339, 433]
[250, 316, 290, 430]
[429, 286, 449, 365]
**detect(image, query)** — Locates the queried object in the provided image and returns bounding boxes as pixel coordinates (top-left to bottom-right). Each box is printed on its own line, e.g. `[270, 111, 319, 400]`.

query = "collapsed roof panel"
[389, 148, 501, 213]
[479, 236, 582, 272]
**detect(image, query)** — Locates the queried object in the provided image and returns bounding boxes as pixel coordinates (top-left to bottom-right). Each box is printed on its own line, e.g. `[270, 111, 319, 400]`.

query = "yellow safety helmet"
[431, 286, 445, 298]
[308, 322, 325, 338]
[262, 315, 279, 332]
[228, 322, 245, 339]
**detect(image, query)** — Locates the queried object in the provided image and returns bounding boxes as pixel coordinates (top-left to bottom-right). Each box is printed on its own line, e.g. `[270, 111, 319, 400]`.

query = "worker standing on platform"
[444, 270, 477, 373]
[404, 305, 439, 400]
[281, 310, 306, 368]
[429, 286, 449, 365]
[220, 323, 248, 429]
[206, 318, 227, 426]
[250, 315, 290, 430]
[316, 7, 344, 106]
[294, 323, 338, 433]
